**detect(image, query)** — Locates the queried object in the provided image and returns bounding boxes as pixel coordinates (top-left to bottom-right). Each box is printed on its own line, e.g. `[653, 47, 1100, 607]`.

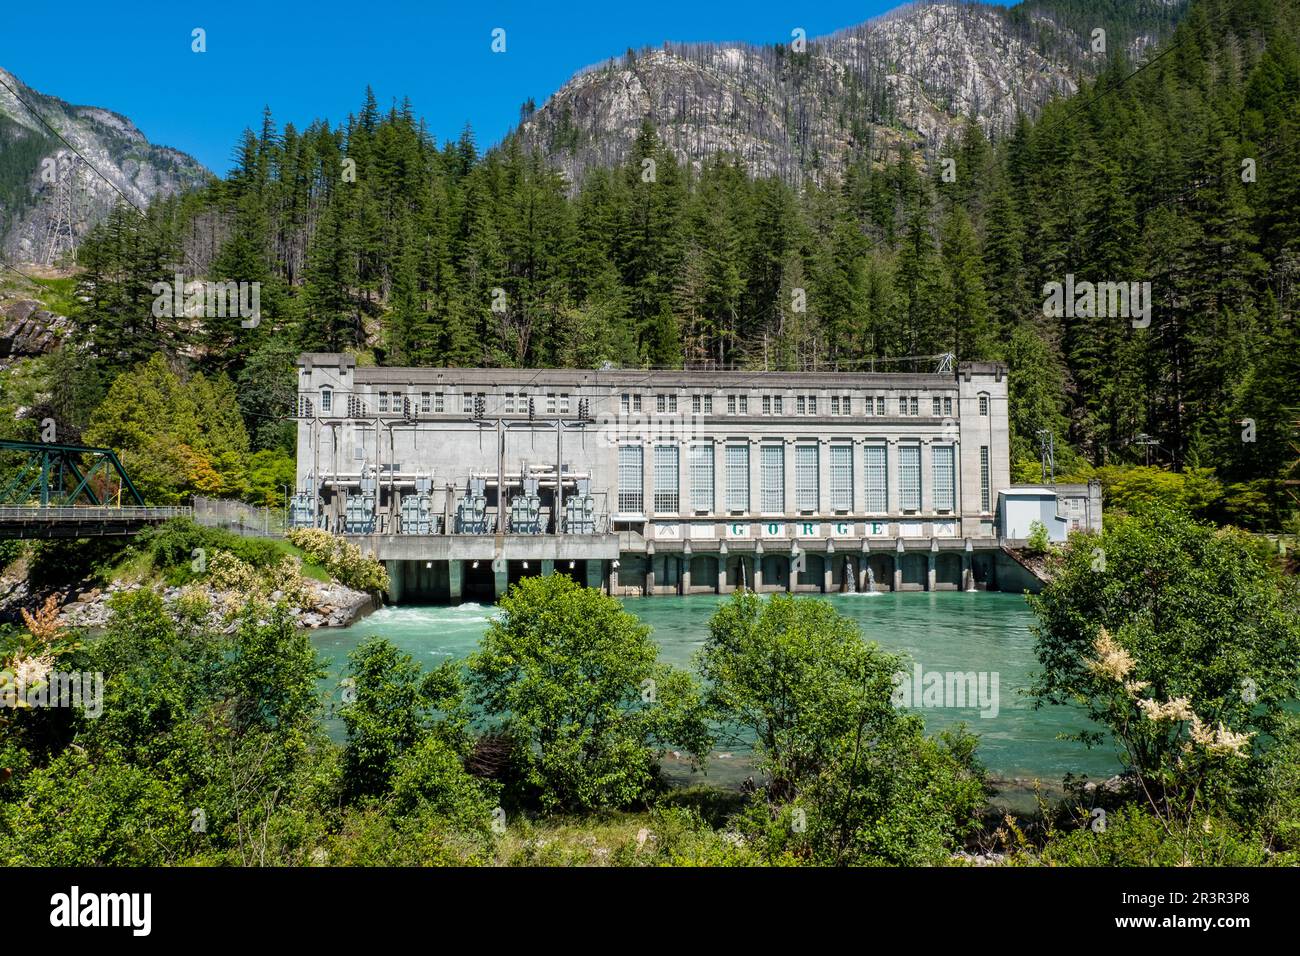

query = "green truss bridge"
[0, 439, 191, 539]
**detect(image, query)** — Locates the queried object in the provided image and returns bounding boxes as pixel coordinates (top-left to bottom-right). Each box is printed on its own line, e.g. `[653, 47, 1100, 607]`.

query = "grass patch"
[30, 276, 78, 317]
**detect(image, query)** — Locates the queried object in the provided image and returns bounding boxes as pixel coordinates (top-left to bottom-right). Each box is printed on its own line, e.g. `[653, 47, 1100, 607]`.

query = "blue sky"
[0, 0, 1000, 175]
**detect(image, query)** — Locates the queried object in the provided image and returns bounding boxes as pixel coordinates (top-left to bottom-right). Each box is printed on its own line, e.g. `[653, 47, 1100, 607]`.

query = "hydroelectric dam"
[290, 354, 1101, 603]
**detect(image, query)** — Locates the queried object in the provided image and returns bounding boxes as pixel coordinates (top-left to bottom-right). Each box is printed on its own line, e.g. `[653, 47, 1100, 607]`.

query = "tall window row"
[932, 445, 954, 512]
[618, 441, 961, 516]
[980, 446, 990, 512]
[899, 445, 922, 512]
[794, 444, 819, 512]
[864, 445, 887, 512]
[829, 445, 853, 512]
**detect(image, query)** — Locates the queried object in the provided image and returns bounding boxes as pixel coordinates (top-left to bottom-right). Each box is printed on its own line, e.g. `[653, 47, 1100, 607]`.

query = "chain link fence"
[192, 496, 287, 538]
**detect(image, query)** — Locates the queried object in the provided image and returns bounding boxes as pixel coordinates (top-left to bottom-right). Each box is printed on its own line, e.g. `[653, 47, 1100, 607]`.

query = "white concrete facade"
[295, 354, 1018, 598]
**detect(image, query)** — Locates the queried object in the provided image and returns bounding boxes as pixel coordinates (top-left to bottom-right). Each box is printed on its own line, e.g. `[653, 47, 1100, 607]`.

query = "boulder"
[0, 300, 69, 358]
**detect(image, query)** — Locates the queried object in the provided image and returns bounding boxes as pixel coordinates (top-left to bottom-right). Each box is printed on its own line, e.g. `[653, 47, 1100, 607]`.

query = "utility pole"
[1036, 429, 1056, 484]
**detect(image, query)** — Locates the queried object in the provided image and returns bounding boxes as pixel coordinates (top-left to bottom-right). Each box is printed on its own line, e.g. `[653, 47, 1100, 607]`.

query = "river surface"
[311, 591, 1123, 809]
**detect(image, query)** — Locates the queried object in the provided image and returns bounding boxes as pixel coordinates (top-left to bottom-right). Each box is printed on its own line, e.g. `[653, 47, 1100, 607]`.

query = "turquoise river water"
[311, 591, 1123, 808]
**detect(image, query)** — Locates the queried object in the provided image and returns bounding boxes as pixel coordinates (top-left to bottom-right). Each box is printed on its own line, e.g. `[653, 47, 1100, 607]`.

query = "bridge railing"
[0, 506, 193, 521]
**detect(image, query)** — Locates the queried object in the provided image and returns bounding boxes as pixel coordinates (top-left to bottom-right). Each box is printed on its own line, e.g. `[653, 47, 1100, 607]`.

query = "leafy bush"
[0, 747, 192, 866]
[699, 593, 988, 865]
[467, 574, 712, 813]
[0, 539, 24, 573]
[132, 518, 284, 585]
[286, 528, 388, 594]
[1025, 519, 1051, 554]
[1029, 507, 1300, 833]
[1032, 806, 1270, 867]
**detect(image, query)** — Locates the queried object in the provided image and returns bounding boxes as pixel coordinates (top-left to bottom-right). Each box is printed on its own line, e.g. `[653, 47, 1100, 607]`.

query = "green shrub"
[700, 593, 988, 865]
[1025, 519, 1051, 554]
[286, 528, 388, 594]
[1034, 806, 1269, 866]
[468, 574, 712, 813]
[132, 518, 284, 585]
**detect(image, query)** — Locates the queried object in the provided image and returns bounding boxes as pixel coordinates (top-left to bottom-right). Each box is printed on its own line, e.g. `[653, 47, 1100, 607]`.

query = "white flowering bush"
[205, 550, 312, 615]
[287, 528, 388, 595]
[1030, 508, 1300, 841]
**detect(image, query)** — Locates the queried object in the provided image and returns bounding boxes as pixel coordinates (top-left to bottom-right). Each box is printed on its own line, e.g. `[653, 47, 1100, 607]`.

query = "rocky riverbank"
[0, 571, 377, 631]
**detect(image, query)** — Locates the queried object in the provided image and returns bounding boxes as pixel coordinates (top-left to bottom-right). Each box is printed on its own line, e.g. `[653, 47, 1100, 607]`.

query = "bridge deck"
[0, 506, 192, 539]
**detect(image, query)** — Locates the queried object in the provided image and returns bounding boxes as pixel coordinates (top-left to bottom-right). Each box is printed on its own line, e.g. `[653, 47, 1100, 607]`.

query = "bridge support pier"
[586, 560, 604, 592]
[494, 566, 508, 601]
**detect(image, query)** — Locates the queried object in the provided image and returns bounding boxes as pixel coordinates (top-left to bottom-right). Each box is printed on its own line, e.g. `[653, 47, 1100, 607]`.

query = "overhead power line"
[0, 72, 147, 218]
[1033, 3, 1235, 144]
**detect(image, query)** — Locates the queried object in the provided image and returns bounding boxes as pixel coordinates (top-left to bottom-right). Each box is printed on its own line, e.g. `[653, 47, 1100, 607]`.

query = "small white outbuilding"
[998, 487, 1069, 542]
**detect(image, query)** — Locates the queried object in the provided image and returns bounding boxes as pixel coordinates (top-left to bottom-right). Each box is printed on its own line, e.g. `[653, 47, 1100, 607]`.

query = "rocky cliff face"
[0, 297, 69, 365]
[0, 66, 209, 264]
[513, 0, 1188, 187]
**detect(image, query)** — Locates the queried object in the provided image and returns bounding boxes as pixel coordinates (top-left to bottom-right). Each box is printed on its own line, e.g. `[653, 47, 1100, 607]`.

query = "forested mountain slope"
[13, 0, 1299, 529]
[513, 0, 1188, 187]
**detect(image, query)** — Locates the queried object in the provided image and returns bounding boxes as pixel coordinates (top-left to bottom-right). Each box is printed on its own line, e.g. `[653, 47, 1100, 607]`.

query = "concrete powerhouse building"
[293, 354, 1100, 602]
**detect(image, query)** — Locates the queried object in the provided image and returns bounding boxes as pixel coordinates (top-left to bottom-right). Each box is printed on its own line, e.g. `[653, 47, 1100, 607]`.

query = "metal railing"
[0, 506, 192, 521]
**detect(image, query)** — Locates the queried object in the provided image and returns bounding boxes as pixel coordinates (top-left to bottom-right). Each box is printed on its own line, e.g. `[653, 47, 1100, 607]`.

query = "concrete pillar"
[894, 541, 904, 592]
[926, 553, 935, 592]
[823, 550, 834, 593]
[716, 553, 726, 593]
[786, 548, 796, 593]
[961, 552, 971, 592]
[385, 560, 404, 603]
[586, 559, 604, 592]
[541, 559, 554, 577]
[608, 561, 619, 595]
[753, 544, 764, 592]
[645, 553, 655, 596]
[449, 560, 462, 602]
[680, 548, 691, 594]
[494, 566, 508, 601]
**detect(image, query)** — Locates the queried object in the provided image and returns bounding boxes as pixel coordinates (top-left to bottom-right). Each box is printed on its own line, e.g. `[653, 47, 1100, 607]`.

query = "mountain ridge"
[511, 0, 1189, 187]
[0, 66, 210, 264]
